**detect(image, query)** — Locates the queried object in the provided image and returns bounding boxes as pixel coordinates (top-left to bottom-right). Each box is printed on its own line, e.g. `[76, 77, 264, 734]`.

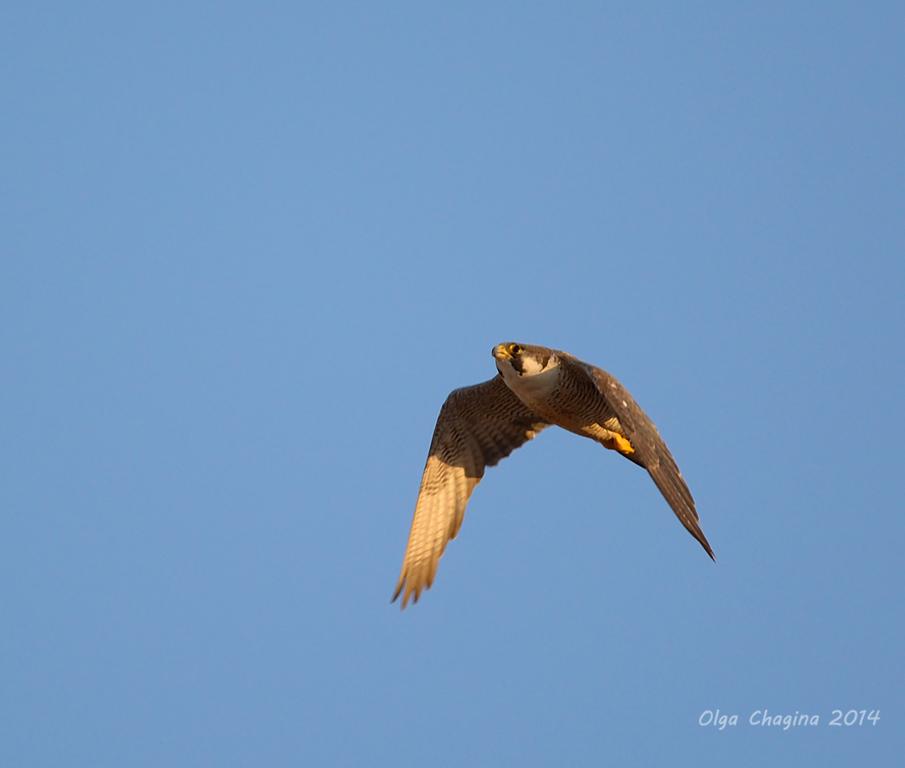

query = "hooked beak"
[492, 344, 511, 361]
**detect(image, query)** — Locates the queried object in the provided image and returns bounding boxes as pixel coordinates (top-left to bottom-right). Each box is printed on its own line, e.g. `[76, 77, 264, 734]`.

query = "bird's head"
[492, 342, 558, 378]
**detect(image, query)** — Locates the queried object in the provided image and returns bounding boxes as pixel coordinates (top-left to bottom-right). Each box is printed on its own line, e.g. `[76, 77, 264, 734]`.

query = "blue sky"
[2, 2, 903, 765]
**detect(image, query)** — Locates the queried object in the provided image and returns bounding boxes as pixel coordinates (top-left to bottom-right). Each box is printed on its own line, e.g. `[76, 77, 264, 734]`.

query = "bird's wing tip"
[391, 577, 406, 607]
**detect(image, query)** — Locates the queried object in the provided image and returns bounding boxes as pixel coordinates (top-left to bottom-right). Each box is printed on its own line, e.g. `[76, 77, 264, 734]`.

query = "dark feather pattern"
[579, 362, 715, 560]
[393, 345, 715, 608]
[393, 376, 548, 608]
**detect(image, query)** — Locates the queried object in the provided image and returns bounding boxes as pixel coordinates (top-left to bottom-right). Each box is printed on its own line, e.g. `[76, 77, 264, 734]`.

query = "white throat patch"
[497, 353, 561, 404]
[518, 354, 554, 375]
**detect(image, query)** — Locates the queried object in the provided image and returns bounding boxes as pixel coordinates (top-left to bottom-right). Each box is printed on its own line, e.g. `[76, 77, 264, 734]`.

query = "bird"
[392, 342, 714, 608]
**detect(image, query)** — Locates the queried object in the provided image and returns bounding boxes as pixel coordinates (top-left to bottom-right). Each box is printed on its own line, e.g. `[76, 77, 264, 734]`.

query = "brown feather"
[576, 360, 715, 559]
[392, 376, 548, 608]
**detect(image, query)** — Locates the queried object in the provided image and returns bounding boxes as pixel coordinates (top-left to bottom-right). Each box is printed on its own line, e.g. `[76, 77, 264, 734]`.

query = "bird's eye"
[509, 344, 521, 355]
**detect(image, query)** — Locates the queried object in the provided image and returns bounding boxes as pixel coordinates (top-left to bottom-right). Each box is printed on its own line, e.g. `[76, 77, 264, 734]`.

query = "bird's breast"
[499, 364, 562, 412]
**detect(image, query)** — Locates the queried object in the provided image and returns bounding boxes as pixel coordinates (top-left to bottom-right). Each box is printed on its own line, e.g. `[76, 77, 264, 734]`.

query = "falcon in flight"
[393, 343, 714, 607]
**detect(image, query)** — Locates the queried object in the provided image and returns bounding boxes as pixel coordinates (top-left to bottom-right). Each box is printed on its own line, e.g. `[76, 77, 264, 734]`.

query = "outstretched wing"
[393, 376, 548, 608]
[579, 361, 715, 560]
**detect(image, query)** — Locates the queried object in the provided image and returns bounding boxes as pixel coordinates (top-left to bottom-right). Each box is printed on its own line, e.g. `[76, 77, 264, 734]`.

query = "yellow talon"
[604, 433, 635, 455]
